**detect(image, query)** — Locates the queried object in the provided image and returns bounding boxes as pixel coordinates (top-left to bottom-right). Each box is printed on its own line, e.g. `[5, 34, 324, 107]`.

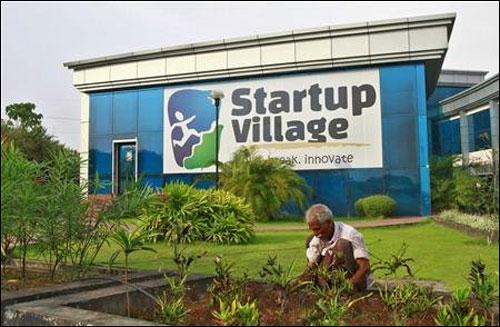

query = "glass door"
[114, 141, 137, 194]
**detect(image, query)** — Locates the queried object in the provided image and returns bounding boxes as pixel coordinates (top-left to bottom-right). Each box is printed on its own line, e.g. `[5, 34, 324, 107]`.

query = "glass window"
[113, 90, 138, 135]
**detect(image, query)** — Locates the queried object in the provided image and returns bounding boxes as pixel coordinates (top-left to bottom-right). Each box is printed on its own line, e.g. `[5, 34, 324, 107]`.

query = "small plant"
[467, 259, 498, 324]
[155, 295, 188, 325]
[309, 266, 353, 299]
[259, 255, 309, 314]
[379, 282, 441, 322]
[434, 288, 485, 326]
[212, 296, 260, 326]
[172, 243, 208, 280]
[468, 259, 498, 308]
[371, 242, 414, 278]
[305, 291, 372, 326]
[208, 256, 248, 310]
[154, 243, 206, 325]
[155, 274, 190, 325]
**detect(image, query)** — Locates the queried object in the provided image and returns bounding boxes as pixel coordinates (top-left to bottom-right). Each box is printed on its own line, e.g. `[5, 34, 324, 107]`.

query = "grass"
[77, 219, 499, 291]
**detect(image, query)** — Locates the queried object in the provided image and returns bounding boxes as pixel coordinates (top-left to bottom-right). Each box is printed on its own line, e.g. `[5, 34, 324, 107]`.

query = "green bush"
[354, 195, 396, 218]
[140, 182, 255, 244]
[453, 168, 482, 214]
[430, 154, 499, 216]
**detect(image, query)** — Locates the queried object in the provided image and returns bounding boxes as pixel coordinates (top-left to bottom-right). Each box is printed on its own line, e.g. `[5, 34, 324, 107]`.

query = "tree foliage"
[1, 103, 79, 179]
[219, 146, 309, 220]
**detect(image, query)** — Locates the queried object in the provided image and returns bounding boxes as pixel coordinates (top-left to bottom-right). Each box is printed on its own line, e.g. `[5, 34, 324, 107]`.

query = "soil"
[131, 281, 438, 326]
[0, 268, 82, 291]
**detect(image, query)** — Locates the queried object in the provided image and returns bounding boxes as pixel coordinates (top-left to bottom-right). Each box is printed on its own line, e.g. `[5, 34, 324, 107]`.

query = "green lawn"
[81, 219, 499, 291]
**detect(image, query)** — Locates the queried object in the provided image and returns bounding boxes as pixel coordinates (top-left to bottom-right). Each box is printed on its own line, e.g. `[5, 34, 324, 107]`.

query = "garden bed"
[65, 277, 439, 326]
[5, 272, 497, 326]
[433, 216, 499, 242]
[145, 281, 436, 326]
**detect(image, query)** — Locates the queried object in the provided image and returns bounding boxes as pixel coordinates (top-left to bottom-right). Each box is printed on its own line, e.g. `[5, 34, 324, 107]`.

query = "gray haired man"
[305, 204, 373, 291]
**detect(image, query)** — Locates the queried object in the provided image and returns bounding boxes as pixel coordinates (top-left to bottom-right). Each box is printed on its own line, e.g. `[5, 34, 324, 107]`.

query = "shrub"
[140, 182, 208, 243]
[140, 182, 255, 245]
[453, 168, 483, 214]
[430, 153, 499, 216]
[354, 194, 396, 218]
[206, 213, 254, 244]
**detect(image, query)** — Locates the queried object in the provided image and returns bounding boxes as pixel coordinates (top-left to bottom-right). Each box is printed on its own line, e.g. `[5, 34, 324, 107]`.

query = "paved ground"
[255, 217, 428, 232]
[350, 216, 428, 228]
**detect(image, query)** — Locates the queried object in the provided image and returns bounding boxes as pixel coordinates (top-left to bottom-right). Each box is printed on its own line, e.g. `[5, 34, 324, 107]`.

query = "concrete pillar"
[490, 100, 499, 151]
[459, 111, 470, 165]
[80, 93, 90, 193]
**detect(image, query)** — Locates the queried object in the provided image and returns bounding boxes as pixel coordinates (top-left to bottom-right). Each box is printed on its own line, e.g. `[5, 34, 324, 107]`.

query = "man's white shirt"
[306, 221, 374, 287]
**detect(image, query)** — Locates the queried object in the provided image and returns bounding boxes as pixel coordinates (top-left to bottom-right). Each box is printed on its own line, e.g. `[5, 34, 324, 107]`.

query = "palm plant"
[109, 226, 157, 316]
[219, 146, 309, 220]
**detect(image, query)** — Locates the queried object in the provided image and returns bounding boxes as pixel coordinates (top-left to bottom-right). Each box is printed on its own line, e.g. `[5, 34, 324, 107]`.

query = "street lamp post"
[209, 90, 224, 189]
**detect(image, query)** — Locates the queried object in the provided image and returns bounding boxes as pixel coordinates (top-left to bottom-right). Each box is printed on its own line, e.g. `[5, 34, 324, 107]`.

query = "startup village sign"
[163, 68, 382, 174]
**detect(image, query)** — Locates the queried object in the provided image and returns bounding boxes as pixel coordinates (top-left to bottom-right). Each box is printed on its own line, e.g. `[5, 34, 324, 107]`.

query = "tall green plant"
[1, 144, 43, 280]
[67, 177, 154, 276]
[36, 149, 88, 280]
[219, 146, 308, 220]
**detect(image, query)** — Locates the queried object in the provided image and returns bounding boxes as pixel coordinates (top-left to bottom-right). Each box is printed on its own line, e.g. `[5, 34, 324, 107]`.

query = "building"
[64, 13, 462, 217]
[432, 72, 499, 173]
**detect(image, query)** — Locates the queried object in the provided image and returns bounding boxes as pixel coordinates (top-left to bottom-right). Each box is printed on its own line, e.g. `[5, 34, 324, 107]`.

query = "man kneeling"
[305, 204, 373, 291]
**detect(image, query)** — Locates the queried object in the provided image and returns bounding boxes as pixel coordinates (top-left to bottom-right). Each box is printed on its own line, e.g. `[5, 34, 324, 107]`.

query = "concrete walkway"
[350, 216, 428, 228]
[255, 217, 428, 232]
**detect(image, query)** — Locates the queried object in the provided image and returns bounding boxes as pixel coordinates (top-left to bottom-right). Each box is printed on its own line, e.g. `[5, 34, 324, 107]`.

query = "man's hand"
[350, 258, 370, 290]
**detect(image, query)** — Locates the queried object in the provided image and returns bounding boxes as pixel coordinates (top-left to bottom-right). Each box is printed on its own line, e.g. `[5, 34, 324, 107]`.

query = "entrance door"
[114, 141, 137, 194]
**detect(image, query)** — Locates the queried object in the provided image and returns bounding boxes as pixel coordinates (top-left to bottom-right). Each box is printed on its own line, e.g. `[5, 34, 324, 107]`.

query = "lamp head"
[209, 90, 225, 101]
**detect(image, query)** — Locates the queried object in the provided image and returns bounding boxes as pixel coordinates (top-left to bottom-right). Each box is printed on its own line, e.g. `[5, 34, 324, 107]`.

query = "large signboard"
[164, 69, 382, 174]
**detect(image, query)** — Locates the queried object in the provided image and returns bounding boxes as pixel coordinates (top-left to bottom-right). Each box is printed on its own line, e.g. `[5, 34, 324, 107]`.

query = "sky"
[1, 1, 499, 150]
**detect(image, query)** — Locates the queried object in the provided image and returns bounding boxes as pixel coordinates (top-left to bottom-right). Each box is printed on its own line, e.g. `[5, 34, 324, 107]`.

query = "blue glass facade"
[429, 85, 492, 157]
[293, 64, 429, 216]
[88, 64, 430, 216]
[468, 109, 491, 151]
[88, 88, 164, 193]
[432, 118, 462, 155]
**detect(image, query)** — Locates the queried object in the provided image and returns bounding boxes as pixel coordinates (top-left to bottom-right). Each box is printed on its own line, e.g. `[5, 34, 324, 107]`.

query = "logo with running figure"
[167, 89, 223, 169]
